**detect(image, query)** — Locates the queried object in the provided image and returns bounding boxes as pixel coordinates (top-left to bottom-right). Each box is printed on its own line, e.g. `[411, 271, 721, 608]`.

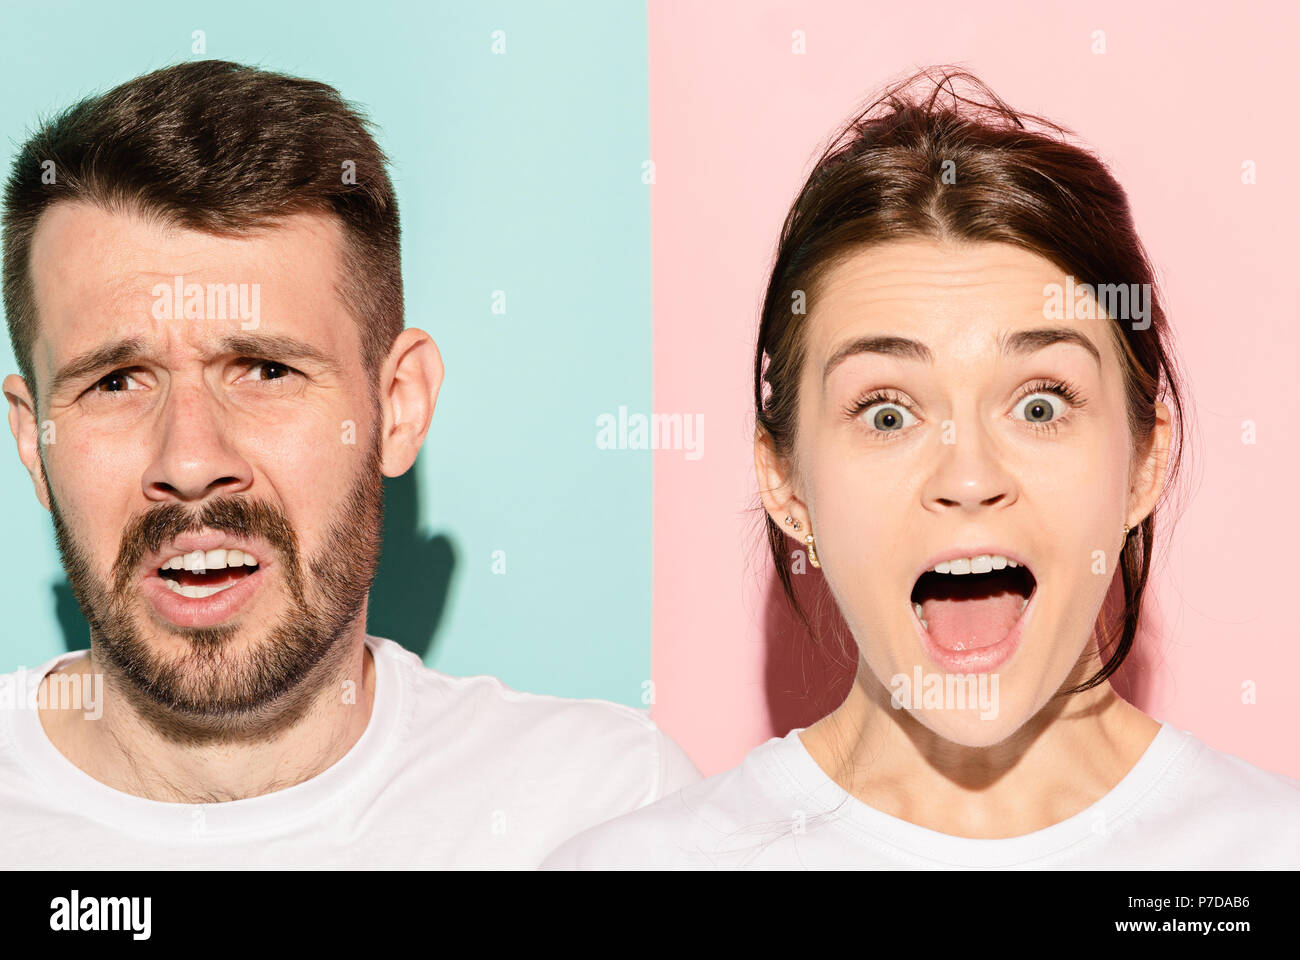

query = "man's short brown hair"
[2, 59, 403, 414]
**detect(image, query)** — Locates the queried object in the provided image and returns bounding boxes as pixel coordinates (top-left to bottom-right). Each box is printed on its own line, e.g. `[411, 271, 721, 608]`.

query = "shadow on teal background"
[1, 0, 652, 705]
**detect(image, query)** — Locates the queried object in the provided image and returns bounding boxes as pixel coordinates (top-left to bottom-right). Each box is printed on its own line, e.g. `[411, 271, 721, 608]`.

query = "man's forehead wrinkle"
[44, 272, 180, 342]
[102, 271, 170, 307]
[33, 206, 353, 378]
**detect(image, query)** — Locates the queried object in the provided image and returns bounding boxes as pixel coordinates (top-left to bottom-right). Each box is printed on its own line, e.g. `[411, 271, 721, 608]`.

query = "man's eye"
[243, 359, 298, 382]
[84, 361, 299, 397]
[91, 370, 143, 393]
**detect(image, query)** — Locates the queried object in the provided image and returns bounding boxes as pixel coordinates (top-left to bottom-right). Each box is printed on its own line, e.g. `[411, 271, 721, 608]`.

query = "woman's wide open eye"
[1011, 378, 1085, 431]
[863, 401, 915, 433]
[850, 391, 918, 434]
[848, 378, 1085, 437]
[1015, 392, 1061, 424]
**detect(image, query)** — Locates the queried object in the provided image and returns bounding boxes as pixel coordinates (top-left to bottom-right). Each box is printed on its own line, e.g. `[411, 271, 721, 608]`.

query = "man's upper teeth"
[932, 554, 1019, 575]
[160, 548, 259, 572]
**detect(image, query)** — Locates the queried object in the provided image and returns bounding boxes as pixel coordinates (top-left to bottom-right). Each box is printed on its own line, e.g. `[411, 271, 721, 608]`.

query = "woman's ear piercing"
[1122, 523, 1130, 538]
[805, 533, 820, 568]
[784, 515, 801, 532]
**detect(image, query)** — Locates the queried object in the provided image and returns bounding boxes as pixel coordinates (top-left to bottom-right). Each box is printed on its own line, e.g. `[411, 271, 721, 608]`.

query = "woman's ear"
[1127, 400, 1172, 527]
[754, 426, 810, 537]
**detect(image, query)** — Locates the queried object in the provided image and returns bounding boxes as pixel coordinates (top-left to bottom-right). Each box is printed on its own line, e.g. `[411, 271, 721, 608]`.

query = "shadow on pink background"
[648, 0, 1300, 777]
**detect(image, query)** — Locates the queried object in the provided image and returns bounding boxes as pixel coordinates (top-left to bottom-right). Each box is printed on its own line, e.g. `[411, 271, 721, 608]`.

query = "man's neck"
[36, 632, 377, 804]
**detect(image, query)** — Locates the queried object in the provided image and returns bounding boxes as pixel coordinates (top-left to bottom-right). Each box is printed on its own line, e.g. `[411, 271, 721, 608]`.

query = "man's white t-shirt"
[0, 635, 702, 867]
[543, 723, 1300, 868]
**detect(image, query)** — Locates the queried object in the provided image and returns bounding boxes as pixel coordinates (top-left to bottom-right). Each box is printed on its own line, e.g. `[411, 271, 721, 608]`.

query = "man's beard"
[44, 429, 385, 745]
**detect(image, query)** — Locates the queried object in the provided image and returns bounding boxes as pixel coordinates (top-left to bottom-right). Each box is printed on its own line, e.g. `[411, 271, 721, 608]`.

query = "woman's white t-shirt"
[542, 722, 1300, 868]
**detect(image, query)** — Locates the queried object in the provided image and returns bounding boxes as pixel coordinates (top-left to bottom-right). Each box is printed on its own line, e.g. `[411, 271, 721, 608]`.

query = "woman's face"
[761, 238, 1168, 746]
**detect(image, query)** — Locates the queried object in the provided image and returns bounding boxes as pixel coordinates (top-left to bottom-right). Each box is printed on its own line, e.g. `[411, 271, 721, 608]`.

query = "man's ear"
[377, 328, 444, 478]
[754, 426, 810, 539]
[4, 373, 52, 512]
[1127, 399, 1172, 529]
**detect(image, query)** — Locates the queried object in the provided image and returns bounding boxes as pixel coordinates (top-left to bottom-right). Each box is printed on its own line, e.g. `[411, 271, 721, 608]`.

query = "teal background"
[0, 1, 652, 704]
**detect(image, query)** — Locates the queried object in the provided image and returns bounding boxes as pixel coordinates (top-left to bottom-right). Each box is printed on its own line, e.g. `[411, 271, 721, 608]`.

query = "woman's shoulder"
[540, 733, 802, 868]
[540, 722, 1300, 868]
[1129, 724, 1300, 865]
[1166, 726, 1300, 809]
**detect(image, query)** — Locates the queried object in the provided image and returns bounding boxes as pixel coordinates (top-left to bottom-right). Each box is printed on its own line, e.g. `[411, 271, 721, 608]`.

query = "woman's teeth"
[913, 554, 1034, 632]
[931, 554, 1018, 575]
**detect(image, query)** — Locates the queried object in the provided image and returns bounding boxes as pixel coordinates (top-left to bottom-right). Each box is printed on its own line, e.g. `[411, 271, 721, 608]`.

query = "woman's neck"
[799, 661, 1161, 838]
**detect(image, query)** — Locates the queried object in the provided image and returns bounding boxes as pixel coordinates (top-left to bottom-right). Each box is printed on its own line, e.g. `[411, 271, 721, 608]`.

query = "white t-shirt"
[0, 635, 702, 867]
[542, 723, 1300, 868]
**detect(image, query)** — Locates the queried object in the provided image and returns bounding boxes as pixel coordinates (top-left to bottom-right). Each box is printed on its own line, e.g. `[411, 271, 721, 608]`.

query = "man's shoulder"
[372, 636, 701, 796]
[0, 648, 85, 744]
[374, 635, 659, 736]
[371, 635, 703, 830]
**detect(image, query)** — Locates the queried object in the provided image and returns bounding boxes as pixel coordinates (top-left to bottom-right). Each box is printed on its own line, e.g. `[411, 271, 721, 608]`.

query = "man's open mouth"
[156, 549, 261, 599]
[909, 555, 1037, 654]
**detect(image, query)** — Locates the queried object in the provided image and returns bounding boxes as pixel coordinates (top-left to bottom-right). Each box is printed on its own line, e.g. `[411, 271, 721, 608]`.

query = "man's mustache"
[112, 497, 301, 594]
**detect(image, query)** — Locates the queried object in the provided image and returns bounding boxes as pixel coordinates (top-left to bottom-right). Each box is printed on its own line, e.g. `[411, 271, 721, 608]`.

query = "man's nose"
[140, 382, 253, 503]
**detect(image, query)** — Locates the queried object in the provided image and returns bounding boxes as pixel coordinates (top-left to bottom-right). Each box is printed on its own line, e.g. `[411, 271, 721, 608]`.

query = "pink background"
[648, 0, 1300, 778]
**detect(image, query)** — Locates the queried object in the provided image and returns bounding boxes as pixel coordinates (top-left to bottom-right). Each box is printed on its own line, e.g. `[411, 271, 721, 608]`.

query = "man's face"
[22, 203, 385, 739]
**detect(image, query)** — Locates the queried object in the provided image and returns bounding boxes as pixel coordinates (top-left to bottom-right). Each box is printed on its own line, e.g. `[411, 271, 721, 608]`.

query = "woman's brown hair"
[754, 66, 1190, 696]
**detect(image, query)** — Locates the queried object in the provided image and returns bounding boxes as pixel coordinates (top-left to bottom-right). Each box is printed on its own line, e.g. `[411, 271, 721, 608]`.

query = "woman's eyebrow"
[822, 327, 1101, 383]
[823, 335, 933, 382]
[998, 327, 1101, 367]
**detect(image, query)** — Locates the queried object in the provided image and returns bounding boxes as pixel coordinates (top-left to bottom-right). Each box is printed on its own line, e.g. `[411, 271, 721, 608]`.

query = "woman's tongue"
[920, 593, 1023, 652]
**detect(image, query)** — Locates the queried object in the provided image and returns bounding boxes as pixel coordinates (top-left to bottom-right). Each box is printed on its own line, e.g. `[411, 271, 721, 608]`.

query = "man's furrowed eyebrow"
[51, 337, 147, 396]
[49, 333, 340, 395]
[217, 334, 340, 372]
[821, 326, 1102, 384]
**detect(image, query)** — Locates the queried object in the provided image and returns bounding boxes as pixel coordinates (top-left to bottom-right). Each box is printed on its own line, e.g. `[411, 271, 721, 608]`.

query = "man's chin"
[93, 613, 349, 741]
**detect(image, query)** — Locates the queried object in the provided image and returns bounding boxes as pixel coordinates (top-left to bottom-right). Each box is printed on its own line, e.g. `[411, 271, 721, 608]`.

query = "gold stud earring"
[1122, 523, 1130, 538]
[805, 533, 820, 568]
[784, 515, 802, 532]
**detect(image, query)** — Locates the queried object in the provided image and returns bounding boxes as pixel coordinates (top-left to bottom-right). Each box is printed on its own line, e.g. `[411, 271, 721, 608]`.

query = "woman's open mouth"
[908, 554, 1037, 673]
